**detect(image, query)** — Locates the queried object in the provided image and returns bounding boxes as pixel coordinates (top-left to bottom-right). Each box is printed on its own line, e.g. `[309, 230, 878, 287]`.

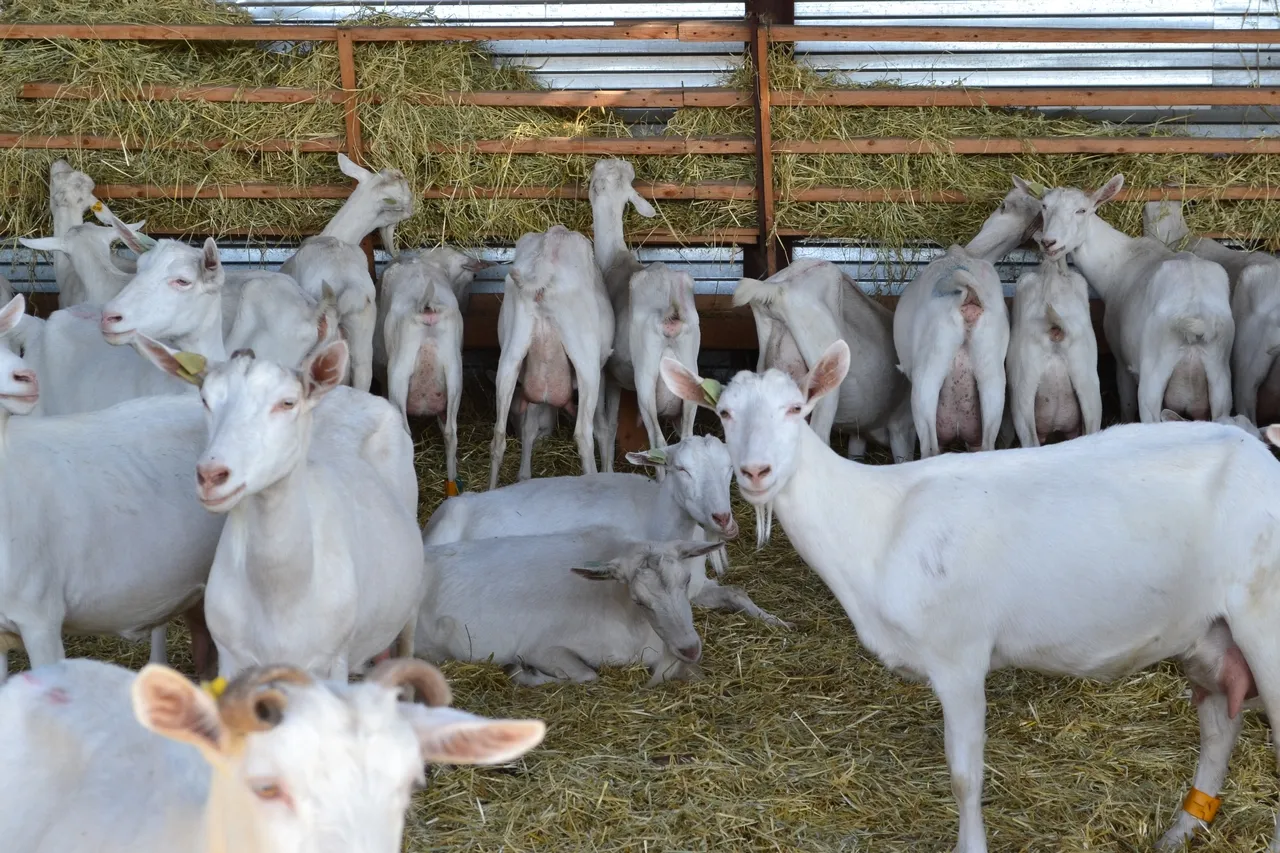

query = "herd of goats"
[0, 151, 1280, 853]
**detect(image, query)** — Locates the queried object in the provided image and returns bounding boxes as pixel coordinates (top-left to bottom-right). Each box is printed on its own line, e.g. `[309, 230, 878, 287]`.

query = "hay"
[30, 399, 1277, 851]
[0, 2, 1276, 248]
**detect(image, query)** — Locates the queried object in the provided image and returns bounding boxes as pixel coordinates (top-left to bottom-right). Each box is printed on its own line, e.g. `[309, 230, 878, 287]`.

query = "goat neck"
[589, 191, 631, 279]
[224, 456, 317, 602]
[201, 769, 267, 853]
[319, 188, 378, 246]
[1060, 216, 1136, 301]
[965, 215, 1030, 266]
[771, 428, 901, 630]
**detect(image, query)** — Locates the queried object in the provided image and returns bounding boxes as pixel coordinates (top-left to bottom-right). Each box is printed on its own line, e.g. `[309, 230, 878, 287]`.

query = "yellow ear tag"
[201, 677, 228, 700]
[90, 201, 104, 213]
[699, 378, 722, 405]
[173, 351, 207, 385]
[1026, 181, 1047, 199]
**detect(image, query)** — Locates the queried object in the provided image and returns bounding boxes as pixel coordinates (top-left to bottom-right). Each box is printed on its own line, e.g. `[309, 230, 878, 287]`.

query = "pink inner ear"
[310, 349, 345, 387]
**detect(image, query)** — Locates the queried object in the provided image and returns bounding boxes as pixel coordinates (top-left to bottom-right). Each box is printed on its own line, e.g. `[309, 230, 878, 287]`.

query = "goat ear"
[302, 339, 348, 399]
[132, 665, 225, 758]
[463, 258, 492, 272]
[405, 706, 545, 766]
[571, 560, 617, 581]
[19, 236, 65, 253]
[676, 539, 724, 560]
[201, 237, 221, 275]
[0, 294, 25, 336]
[111, 218, 157, 254]
[135, 334, 206, 386]
[624, 447, 667, 468]
[1265, 424, 1280, 447]
[629, 188, 657, 219]
[337, 152, 372, 183]
[1092, 174, 1124, 206]
[1160, 408, 1187, 423]
[660, 357, 718, 409]
[800, 340, 849, 414]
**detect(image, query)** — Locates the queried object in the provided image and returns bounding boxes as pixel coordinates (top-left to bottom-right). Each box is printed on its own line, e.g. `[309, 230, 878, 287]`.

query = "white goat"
[736, 258, 914, 461]
[1039, 175, 1233, 423]
[1144, 199, 1280, 425]
[424, 435, 787, 626]
[279, 154, 416, 393]
[1006, 255, 1101, 446]
[1160, 407, 1261, 438]
[0, 295, 223, 679]
[663, 339, 1280, 853]
[21, 221, 142, 307]
[47, 159, 137, 307]
[0, 658, 545, 853]
[376, 249, 486, 491]
[143, 339, 423, 681]
[418, 531, 720, 686]
[893, 182, 1042, 457]
[588, 160, 698, 467]
[490, 225, 613, 488]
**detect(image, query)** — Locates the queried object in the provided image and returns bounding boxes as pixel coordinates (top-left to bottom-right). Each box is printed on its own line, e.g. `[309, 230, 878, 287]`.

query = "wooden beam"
[424, 137, 755, 155]
[0, 21, 700, 42]
[776, 137, 1280, 155]
[68, 181, 755, 202]
[344, 23, 681, 41]
[0, 133, 343, 153]
[771, 86, 1280, 108]
[768, 25, 1280, 44]
[21, 83, 750, 109]
[21, 83, 342, 104]
[787, 186, 1280, 202]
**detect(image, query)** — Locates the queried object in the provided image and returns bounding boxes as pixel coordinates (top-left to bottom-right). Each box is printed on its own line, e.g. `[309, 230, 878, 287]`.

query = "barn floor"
[31, 407, 1280, 852]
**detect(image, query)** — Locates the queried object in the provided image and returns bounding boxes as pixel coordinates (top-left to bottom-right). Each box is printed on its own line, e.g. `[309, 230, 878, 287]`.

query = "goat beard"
[754, 502, 774, 550]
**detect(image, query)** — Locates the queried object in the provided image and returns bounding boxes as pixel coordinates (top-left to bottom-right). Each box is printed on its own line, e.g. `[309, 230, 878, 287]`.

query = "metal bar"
[777, 137, 1280, 155]
[788, 186, 1280, 202]
[769, 24, 1280, 44]
[771, 87, 1280, 108]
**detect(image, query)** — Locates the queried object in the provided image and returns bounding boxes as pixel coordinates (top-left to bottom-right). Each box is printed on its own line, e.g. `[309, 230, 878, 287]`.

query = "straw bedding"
[1, 2, 1276, 251]
[3, 407, 1270, 852]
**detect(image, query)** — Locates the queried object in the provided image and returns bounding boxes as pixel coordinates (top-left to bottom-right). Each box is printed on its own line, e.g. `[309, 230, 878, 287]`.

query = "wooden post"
[743, 0, 791, 279]
[336, 29, 376, 279]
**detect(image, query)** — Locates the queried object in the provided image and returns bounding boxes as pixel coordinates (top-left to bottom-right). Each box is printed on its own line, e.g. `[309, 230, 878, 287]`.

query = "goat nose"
[101, 311, 124, 327]
[678, 642, 702, 663]
[739, 464, 771, 485]
[712, 512, 732, 529]
[11, 369, 35, 386]
[1042, 238, 1058, 250]
[196, 463, 231, 489]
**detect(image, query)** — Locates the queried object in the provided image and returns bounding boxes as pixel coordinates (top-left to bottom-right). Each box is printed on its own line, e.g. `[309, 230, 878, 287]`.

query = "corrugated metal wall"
[9, 1, 1279, 306]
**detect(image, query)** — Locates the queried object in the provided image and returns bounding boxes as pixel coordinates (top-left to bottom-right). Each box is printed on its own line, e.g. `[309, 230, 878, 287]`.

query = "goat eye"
[273, 399, 297, 413]
[786, 404, 803, 416]
[200, 396, 209, 410]
[1075, 208, 1087, 215]
[717, 409, 732, 421]
[171, 278, 192, 290]
[251, 781, 285, 801]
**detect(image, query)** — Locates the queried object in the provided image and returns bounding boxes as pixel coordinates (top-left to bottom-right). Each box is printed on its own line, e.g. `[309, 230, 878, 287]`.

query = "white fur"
[588, 159, 692, 468]
[735, 258, 914, 462]
[490, 225, 613, 488]
[46, 160, 136, 307]
[1040, 175, 1234, 423]
[1145, 199, 1280, 425]
[278, 154, 416, 392]
[0, 658, 545, 853]
[1006, 255, 1102, 446]
[158, 342, 422, 681]
[663, 342, 1280, 853]
[375, 249, 483, 486]
[423, 436, 786, 626]
[418, 532, 718, 686]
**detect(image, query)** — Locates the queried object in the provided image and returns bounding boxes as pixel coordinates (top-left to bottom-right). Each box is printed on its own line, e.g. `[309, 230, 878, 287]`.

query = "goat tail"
[732, 277, 783, 309]
[1174, 315, 1208, 345]
[935, 268, 983, 305]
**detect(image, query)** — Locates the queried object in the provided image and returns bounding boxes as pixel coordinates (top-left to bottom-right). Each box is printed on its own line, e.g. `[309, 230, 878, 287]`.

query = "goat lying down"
[0, 658, 545, 853]
[417, 532, 721, 687]
[423, 435, 788, 627]
[662, 340, 1280, 853]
